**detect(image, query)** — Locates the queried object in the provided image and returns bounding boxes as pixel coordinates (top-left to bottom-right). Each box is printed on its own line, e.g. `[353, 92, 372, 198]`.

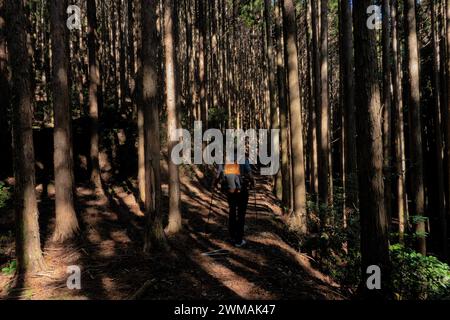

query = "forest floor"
[0, 164, 345, 300]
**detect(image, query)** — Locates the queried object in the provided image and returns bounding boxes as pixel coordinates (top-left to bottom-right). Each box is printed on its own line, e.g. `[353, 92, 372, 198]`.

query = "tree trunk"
[282, 0, 307, 233]
[353, 0, 390, 297]
[197, 0, 208, 129]
[87, 0, 103, 193]
[391, 0, 407, 243]
[5, 0, 45, 273]
[339, 0, 357, 214]
[50, 0, 79, 242]
[445, 0, 450, 259]
[311, 0, 320, 200]
[275, 1, 290, 209]
[405, 0, 426, 255]
[164, 0, 182, 235]
[431, 0, 447, 260]
[141, 0, 167, 253]
[318, 0, 331, 212]
[0, 0, 10, 180]
[264, 0, 280, 197]
[382, 0, 392, 224]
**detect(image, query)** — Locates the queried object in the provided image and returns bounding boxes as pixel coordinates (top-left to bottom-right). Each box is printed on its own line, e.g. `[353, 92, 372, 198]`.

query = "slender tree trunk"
[282, 0, 307, 233]
[118, 0, 126, 113]
[405, 0, 426, 255]
[50, 0, 79, 242]
[391, 0, 407, 243]
[87, 0, 103, 193]
[164, 0, 182, 235]
[0, 0, 11, 179]
[317, 0, 331, 219]
[128, 0, 135, 85]
[353, 0, 390, 297]
[382, 0, 393, 224]
[141, 0, 167, 253]
[339, 0, 357, 214]
[197, 0, 208, 129]
[275, 1, 290, 209]
[445, 0, 450, 257]
[264, 0, 280, 197]
[5, 0, 45, 273]
[431, 0, 447, 260]
[310, 0, 320, 200]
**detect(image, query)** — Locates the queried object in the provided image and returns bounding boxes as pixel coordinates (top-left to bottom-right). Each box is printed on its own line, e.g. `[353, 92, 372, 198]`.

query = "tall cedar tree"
[5, 0, 45, 273]
[391, 0, 407, 243]
[353, 0, 390, 297]
[318, 0, 331, 212]
[282, 0, 307, 233]
[0, 0, 10, 180]
[50, 0, 79, 242]
[405, 0, 426, 255]
[164, 0, 182, 234]
[87, 0, 103, 193]
[275, 1, 291, 208]
[430, 0, 447, 260]
[382, 0, 392, 223]
[141, 0, 168, 252]
[339, 0, 357, 212]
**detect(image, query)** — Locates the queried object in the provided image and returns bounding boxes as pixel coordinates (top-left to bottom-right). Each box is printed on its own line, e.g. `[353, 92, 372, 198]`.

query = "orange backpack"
[224, 163, 240, 175]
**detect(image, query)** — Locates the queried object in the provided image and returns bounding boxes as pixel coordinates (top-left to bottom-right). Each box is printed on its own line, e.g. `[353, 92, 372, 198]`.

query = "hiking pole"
[253, 182, 258, 220]
[205, 187, 216, 233]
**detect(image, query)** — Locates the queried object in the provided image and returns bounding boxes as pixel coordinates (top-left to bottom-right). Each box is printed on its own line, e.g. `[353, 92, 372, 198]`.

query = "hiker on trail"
[213, 151, 254, 247]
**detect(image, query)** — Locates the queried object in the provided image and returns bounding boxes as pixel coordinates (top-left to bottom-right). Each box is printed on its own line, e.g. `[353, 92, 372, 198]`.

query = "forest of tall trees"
[1, 0, 450, 302]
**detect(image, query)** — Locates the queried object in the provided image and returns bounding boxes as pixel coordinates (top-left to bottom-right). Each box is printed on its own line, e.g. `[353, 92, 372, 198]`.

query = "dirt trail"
[0, 166, 344, 300]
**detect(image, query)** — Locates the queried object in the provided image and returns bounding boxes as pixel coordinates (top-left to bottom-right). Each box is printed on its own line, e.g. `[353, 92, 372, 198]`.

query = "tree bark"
[5, 0, 45, 273]
[431, 0, 447, 260]
[445, 0, 450, 259]
[87, 0, 103, 193]
[318, 0, 331, 211]
[164, 0, 182, 235]
[141, 0, 167, 253]
[0, 0, 10, 179]
[282, 0, 307, 233]
[311, 0, 320, 200]
[382, 0, 392, 224]
[353, 0, 390, 297]
[50, 0, 79, 242]
[339, 0, 357, 214]
[197, 0, 208, 129]
[405, 0, 426, 255]
[275, 1, 290, 209]
[391, 0, 407, 243]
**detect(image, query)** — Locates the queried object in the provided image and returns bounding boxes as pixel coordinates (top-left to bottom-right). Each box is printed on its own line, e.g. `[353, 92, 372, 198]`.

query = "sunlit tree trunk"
[318, 0, 331, 216]
[164, 0, 182, 235]
[310, 0, 320, 201]
[50, 0, 79, 242]
[282, 0, 307, 233]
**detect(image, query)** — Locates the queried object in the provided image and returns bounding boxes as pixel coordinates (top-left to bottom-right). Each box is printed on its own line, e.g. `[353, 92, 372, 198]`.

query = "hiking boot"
[234, 240, 246, 248]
